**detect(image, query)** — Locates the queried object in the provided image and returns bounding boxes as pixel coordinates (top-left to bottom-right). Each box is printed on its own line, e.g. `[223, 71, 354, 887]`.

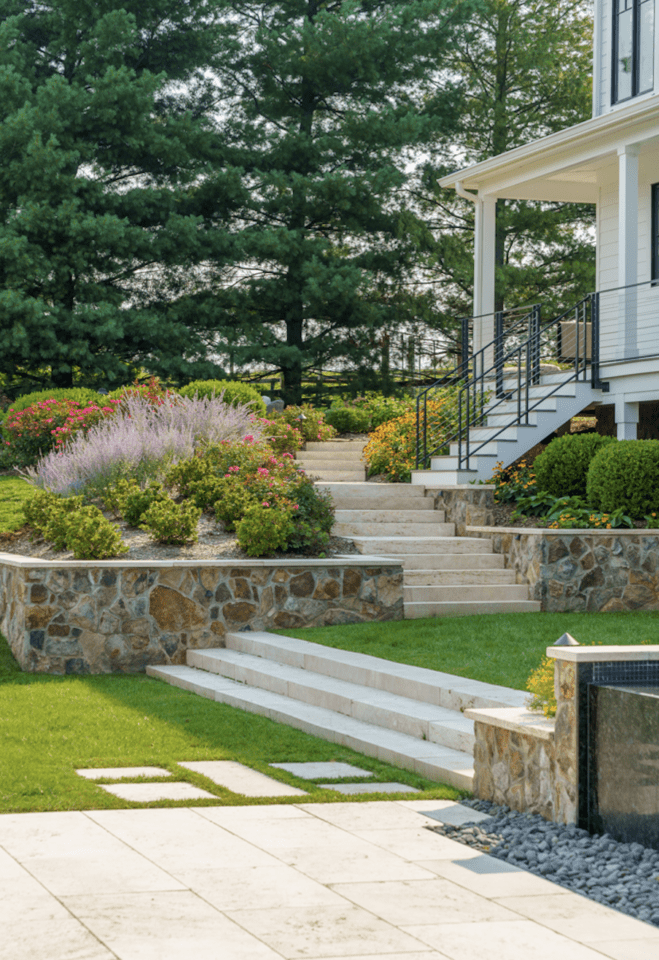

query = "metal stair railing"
[415, 291, 609, 471]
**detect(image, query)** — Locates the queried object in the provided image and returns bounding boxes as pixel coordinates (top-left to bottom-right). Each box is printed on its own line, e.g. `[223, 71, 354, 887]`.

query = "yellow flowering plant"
[363, 400, 450, 482]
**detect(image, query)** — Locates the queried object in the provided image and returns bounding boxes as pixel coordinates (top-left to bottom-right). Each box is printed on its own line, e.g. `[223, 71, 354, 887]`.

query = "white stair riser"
[404, 568, 515, 585]
[334, 509, 446, 523]
[404, 599, 542, 618]
[404, 584, 531, 602]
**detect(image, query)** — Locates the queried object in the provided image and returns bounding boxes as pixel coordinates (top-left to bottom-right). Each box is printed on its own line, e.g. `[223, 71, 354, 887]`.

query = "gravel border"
[426, 799, 659, 928]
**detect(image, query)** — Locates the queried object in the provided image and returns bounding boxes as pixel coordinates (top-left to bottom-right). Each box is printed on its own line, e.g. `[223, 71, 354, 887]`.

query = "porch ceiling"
[439, 94, 659, 203]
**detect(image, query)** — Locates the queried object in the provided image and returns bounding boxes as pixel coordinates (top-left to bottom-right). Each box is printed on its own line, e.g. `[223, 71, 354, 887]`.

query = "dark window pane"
[617, 8, 634, 100]
[652, 184, 659, 283]
[639, 0, 655, 93]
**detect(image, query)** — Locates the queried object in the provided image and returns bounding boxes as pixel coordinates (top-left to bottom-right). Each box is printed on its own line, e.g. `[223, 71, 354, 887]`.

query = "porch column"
[615, 399, 639, 440]
[617, 144, 640, 359]
[473, 194, 496, 365]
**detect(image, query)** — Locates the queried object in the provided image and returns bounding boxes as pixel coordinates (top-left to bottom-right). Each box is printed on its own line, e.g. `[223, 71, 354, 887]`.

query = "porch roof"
[438, 93, 659, 203]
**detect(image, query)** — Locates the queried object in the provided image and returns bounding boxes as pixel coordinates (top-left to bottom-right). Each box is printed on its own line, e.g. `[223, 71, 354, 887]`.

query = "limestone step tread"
[404, 568, 516, 585]
[328, 497, 436, 512]
[223, 630, 527, 713]
[146, 663, 474, 790]
[186, 647, 475, 753]
[335, 522, 456, 538]
[404, 600, 543, 618]
[399, 554, 506, 570]
[334, 510, 446, 523]
[404, 584, 531, 602]
[352, 537, 493, 555]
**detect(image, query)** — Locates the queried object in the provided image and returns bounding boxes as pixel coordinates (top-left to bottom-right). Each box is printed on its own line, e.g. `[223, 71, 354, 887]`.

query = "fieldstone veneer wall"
[428, 485, 495, 538]
[466, 527, 659, 612]
[0, 554, 403, 674]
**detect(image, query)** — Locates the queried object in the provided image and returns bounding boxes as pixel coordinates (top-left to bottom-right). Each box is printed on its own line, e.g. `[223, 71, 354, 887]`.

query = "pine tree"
[201, 0, 470, 404]
[417, 0, 596, 352]
[0, 0, 235, 389]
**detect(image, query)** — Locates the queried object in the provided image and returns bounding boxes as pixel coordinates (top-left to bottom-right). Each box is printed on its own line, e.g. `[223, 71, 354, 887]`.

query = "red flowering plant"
[3, 398, 120, 467]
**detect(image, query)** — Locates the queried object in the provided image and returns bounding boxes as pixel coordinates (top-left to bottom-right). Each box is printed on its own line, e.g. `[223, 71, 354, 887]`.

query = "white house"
[413, 0, 659, 484]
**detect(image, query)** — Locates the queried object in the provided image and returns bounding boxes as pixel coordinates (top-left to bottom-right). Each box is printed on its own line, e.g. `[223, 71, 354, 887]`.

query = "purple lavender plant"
[27, 394, 263, 496]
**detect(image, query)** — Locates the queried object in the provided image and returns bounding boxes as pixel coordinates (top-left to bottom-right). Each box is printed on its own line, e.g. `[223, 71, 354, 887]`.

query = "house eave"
[438, 94, 659, 196]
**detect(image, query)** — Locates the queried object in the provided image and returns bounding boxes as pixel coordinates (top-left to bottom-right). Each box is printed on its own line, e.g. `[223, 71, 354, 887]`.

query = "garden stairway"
[317, 481, 540, 618]
[295, 439, 367, 482]
[147, 629, 529, 791]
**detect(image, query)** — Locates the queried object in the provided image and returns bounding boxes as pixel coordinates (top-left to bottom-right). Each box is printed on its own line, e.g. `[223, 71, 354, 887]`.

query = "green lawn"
[0, 635, 459, 814]
[276, 611, 659, 691]
[0, 475, 35, 532]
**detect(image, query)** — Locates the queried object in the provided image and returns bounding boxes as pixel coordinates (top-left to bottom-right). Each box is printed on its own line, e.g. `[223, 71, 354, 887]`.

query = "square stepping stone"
[178, 761, 307, 797]
[76, 767, 172, 780]
[318, 782, 420, 795]
[99, 782, 217, 802]
[421, 805, 492, 826]
[270, 762, 374, 780]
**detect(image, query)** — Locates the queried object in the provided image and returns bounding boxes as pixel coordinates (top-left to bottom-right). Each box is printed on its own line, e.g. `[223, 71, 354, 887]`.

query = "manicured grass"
[0, 475, 34, 532]
[0, 635, 460, 814]
[276, 611, 659, 691]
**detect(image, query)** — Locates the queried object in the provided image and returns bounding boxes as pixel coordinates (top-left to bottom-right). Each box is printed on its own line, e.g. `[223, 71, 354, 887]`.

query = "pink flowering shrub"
[257, 417, 304, 454]
[274, 404, 337, 443]
[3, 398, 116, 467]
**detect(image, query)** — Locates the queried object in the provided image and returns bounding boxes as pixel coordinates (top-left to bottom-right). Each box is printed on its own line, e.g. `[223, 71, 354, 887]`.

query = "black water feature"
[585, 665, 659, 850]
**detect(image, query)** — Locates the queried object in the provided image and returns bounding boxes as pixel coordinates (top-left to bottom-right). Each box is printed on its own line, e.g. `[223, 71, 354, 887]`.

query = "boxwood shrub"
[587, 439, 659, 518]
[532, 432, 616, 498]
[178, 379, 266, 415]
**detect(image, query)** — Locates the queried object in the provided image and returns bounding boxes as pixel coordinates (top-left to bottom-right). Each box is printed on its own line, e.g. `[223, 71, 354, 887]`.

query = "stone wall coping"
[465, 706, 555, 741]
[466, 525, 659, 537]
[0, 552, 401, 570]
[548, 645, 659, 662]
[425, 485, 496, 492]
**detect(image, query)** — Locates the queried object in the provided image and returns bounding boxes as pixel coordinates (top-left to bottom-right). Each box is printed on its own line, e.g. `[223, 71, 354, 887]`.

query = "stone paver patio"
[2, 800, 658, 960]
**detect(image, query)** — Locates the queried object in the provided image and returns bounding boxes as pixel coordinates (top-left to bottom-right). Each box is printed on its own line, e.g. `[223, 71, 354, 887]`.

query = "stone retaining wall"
[427, 485, 495, 538]
[466, 527, 659, 612]
[0, 554, 403, 675]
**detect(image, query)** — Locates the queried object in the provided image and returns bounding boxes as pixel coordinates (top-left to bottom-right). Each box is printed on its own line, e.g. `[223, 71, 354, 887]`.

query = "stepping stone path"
[148, 630, 531, 791]
[295, 438, 540, 617]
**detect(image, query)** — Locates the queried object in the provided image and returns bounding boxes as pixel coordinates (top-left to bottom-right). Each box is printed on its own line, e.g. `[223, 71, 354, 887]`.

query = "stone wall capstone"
[0, 554, 403, 674]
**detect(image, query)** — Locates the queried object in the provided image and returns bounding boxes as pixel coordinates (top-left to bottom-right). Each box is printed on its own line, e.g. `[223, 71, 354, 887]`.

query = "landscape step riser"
[352, 537, 493, 555]
[404, 568, 515, 585]
[328, 497, 435, 512]
[397, 554, 505, 571]
[334, 522, 456, 538]
[404, 584, 531, 602]
[334, 509, 446, 523]
[404, 600, 542, 618]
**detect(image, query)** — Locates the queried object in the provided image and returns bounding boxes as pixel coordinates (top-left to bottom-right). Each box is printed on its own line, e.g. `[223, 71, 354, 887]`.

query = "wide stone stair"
[295, 438, 366, 482]
[147, 630, 529, 790]
[317, 481, 540, 618]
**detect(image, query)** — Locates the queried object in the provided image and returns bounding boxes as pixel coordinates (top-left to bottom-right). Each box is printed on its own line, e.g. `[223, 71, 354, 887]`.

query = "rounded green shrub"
[236, 504, 294, 556]
[7, 387, 100, 415]
[178, 380, 266, 416]
[532, 433, 616, 498]
[587, 439, 659, 518]
[118, 481, 170, 527]
[324, 406, 371, 434]
[139, 499, 201, 544]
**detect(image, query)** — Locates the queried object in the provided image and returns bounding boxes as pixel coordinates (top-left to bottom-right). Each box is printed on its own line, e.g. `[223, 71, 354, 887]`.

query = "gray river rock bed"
[427, 800, 659, 928]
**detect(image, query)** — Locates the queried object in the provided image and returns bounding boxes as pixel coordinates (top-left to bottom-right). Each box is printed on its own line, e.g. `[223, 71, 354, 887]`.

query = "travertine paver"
[178, 761, 307, 797]
[1, 801, 658, 960]
[270, 761, 375, 779]
[318, 782, 419, 794]
[99, 783, 217, 802]
[76, 766, 172, 780]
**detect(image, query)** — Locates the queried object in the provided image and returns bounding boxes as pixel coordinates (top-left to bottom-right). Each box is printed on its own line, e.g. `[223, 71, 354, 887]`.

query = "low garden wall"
[427, 485, 495, 538]
[0, 554, 403, 674]
[465, 527, 659, 612]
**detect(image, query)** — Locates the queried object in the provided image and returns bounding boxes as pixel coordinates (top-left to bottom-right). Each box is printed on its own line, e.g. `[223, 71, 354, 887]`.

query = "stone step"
[316, 482, 426, 498]
[223, 631, 527, 714]
[328, 497, 436, 512]
[404, 568, 516, 585]
[352, 536, 493, 555]
[334, 521, 456, 538]
[145, 664, 474, 790]
[404, 599, 543, 618]
[305, 441, 367, 452]
[399, 553, 506, 571]
[404, 583, 531, 602]
[301, 468, 367, 481]
[410, 469, 478, 486]
[334, 509, 446, 524]
[297, 448, 365, 461]
[185, 648, 475, 754]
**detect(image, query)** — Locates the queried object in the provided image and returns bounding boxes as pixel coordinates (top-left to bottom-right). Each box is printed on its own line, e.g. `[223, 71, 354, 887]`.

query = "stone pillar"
[615, 398, 639, 440]
[551, 659, 578, 824]
[617, 144, 640, 359]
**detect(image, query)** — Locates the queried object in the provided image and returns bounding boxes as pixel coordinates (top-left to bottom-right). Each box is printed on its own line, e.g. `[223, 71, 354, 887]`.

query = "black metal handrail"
[415, 290, 609, 471]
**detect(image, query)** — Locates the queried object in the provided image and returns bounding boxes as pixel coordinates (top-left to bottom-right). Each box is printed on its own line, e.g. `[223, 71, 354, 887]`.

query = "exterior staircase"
[317, 482, 540, 618]
[412, 370, 603, 486]
[147, 630, 529, 790]
[295, 438, 366, 482]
